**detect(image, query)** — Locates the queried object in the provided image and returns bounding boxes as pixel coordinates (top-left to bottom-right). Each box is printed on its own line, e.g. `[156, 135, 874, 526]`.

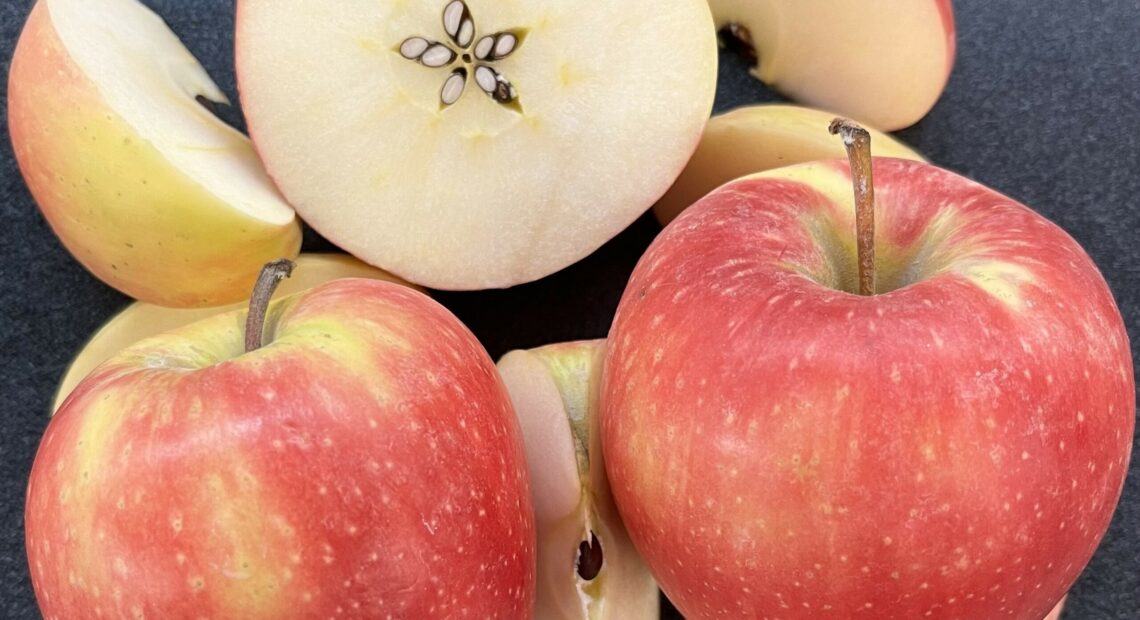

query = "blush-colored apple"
[654, 104, 925, 225]
[498, 340, 658, 619]
[603, 154, 1132, 618]
[711, 0, 956, 130]
[27, 273, 536, 618]
[9, 0, 300, 307]
[51, 254, 421, 412]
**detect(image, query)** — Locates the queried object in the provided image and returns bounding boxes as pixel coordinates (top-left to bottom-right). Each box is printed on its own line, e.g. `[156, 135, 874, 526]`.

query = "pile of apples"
[11, 0, 1131, 618]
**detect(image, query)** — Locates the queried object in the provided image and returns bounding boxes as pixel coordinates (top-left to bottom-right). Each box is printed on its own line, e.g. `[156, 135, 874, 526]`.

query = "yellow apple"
[654, 104, 926, 225]
[51, 254, 421, 412]
[8, 0, 301, 307]
[712, 0, 955, 131]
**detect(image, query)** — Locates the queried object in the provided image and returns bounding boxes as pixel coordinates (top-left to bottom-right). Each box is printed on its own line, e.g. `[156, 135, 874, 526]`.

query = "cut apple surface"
[9, 0, 300, 307]
[51, 254, 420, 413]
[498, 340, 658, 619]
[236, 0, 717, 290]
[712, 0, 955, 130]
[654, 104, 926, 225]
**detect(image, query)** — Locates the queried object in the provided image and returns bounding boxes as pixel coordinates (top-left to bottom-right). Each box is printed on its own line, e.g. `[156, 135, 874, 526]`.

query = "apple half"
[498, 340, 658, 619]
[51, 254, 421, 413]
[712, 0, 956, 130]
[8, 0, 301, 307]
[236, 0, 717, 290]
[654, 104, 926, 225]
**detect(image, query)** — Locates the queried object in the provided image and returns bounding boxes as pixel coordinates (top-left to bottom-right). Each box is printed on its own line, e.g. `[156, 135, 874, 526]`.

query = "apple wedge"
[712, 0, 955, 130]
[51, 254, 421, 413]
[236, 0, 717, 290]
[498, 340, 658, 619]
[654, 104, 926, 225]
[8, 0, 301, 307]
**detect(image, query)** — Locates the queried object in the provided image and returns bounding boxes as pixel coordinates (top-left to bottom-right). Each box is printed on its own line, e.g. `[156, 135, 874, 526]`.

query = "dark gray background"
[1, 1, 1137, 618]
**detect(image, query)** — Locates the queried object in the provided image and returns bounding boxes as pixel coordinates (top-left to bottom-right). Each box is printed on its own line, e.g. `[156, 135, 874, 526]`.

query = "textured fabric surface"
[1, 0, 1137, 618]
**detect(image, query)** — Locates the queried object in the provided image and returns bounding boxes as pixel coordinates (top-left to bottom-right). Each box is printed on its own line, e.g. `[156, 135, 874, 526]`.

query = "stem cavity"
[244, 258, 296, 353]
[829, 118, 877, 296]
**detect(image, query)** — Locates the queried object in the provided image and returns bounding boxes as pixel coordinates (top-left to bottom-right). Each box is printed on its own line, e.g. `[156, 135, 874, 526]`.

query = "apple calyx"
[828, 118, 877, 296]
[243, 258, 296, 352]
[398, 0, 524, 110]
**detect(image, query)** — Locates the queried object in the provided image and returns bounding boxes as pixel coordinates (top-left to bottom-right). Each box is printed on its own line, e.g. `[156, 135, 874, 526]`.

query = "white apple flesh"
[236, 0, 717, 290]
[8, 0, 301, 307]
[498, 340, 658, 619]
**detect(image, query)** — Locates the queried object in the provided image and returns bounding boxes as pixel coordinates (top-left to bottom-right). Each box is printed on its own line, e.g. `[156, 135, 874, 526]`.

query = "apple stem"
[244, 259, 296, 353]
[828, 118, 876, 296]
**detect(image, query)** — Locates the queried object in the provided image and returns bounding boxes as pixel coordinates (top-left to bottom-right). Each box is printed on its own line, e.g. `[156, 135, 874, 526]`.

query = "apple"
[654, 104, 926, 226]
[235, 0, 717, 290]
[51, 253, 422, 413]
[26, 263, 536, 618]
[8, 0, 301, 308]
[498, 340, 658, 619]
[712, 0, 955, 130]
[601, 124, 1133, 618]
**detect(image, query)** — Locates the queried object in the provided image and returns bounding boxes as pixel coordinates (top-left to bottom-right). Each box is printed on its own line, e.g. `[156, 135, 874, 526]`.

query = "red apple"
[26, 266, 536, 618]
[601, 144, 1133, 617]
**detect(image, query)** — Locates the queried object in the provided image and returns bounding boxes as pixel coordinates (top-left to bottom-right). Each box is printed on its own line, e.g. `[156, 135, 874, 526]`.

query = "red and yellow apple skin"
[27, 279, 535, 618]
[602, 158, 1133, 619]
[51, 253, 422, 413]
[8, 2, 301, 307]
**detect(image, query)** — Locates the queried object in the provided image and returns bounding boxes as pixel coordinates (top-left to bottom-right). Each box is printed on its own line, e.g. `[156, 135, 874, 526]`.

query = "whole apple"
[602, 156, 1133, 618]
[26, 272, 536, 618]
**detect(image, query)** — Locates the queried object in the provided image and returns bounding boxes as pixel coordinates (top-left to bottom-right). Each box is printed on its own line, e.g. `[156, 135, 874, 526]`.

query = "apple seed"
[576, 531, 604, 581]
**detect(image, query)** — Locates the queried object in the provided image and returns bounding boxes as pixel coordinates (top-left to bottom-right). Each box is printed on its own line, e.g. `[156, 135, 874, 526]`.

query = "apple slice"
[236, 0, 717, 290]
[51, 254, 421, 413]
[8, 0, 301, 307]
[498, 340, 658, 619]
[712, 0, 955, 130]
[654, 104, 926, 225]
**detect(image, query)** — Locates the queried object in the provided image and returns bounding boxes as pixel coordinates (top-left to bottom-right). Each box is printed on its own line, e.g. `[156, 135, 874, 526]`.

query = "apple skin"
[601, 158, 1133, 618]
[8, 1, 301, 307]
[51, 253, 422, 412]
[27, 279, 536, 618]
[653, 104, 925, 226]
[498, 340, 658, 619]
[711, 0, 955, 130]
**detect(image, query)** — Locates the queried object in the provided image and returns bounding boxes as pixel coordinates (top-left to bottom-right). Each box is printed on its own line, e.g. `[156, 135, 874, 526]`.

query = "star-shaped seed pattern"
[399, 0, 522, 109]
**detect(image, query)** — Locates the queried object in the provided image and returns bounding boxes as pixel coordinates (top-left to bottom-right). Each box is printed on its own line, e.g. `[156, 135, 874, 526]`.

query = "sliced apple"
[654, 104, 926, 225]
[51, 254, 420, 412]
[498, 340, 658, 619]
[236, 0, 717, 290]
[8, 0, 301, 307]
[712, 0, 955, 130]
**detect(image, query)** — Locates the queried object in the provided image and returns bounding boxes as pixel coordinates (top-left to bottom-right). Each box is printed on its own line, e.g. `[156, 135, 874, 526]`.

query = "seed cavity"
[399, 37, 430, 60]
[397, 1, 524, 110]
[442, 1, 473, 47]
[421, 44, 456, 67]
[474, 65, 517, 104]
[474, 36, 494, 60]
[474, 32, 519, 61]
[440, 68, 467, 107]
[576, 532, 604, 581]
